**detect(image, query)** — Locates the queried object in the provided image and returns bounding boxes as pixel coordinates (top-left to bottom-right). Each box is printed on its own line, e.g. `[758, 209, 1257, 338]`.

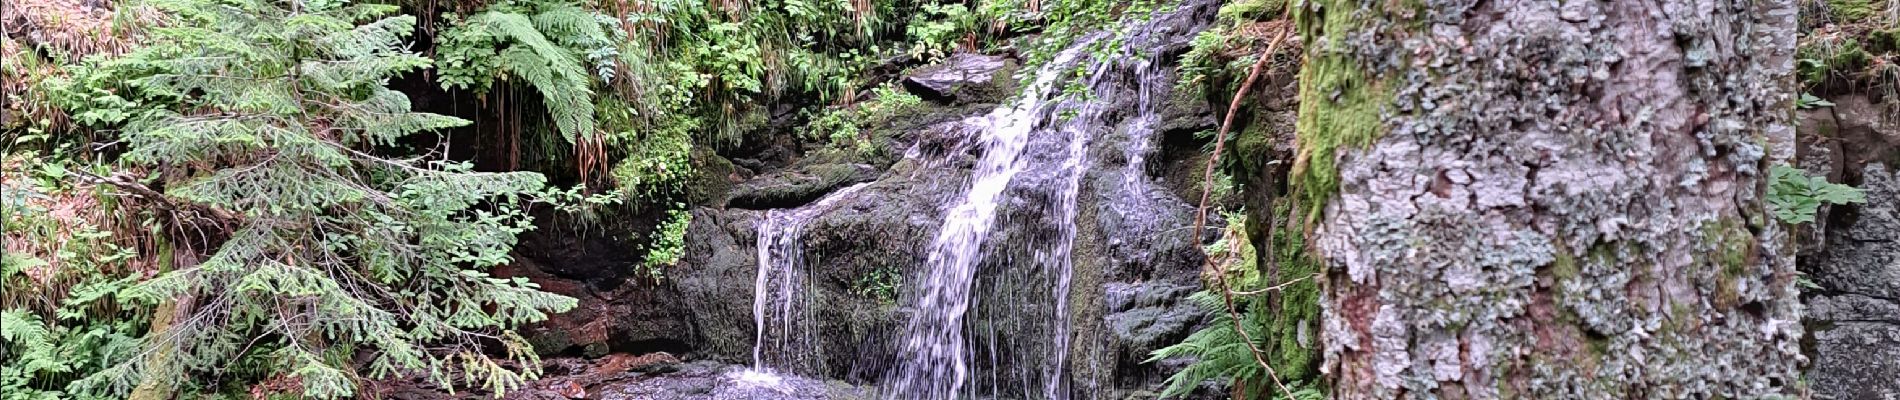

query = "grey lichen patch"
[1310, 0, 1806, 398]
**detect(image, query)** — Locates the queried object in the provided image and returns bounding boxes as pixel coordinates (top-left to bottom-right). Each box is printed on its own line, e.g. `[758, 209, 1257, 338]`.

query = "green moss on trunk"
[1290, 0, 1395, 223]
[1260, 203, 1323, 383]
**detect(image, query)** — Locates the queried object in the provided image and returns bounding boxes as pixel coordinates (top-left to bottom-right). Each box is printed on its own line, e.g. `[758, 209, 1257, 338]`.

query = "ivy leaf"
[1767, 165, 1866, 225]
[1797, 93, 1835, 109]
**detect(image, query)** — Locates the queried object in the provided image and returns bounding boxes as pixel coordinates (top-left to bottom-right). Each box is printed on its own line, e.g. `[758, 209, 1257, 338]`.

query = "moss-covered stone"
[1799, 37, 1871, 86]
[686, 146, 737, 206]
[725, 163, 878, 209]
[1231, 121, 1278, 180]
[1827, 0, 1881, 20]
[1217, 0, 1289, 22]
[1869, 26, 1900, 52]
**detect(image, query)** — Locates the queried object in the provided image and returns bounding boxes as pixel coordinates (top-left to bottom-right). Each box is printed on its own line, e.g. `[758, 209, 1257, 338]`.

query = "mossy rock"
[687, 146, 739, 207]
[901, 53, 1015, 104]
[1826, 0, 1884, 21]
[1799, 37, 1872, 86]
[726, 163, 879, 209]
[1216, 0, 1288, 22]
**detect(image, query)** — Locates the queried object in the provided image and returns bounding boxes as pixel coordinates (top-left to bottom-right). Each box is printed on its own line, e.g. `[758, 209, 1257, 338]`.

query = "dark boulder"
[672, 207, 765, 362]
[1798, 95, 1900, 400]
[1103, 281, 1204, 355]
[497, 257, 697, 358]
[901, 53, 1011, 103]
[1803, 165, 1900, 400]
[726, 164, 879, 210]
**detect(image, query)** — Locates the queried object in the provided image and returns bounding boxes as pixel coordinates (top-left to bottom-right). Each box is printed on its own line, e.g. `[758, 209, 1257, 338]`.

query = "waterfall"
[748, 182, 874, 379]
[889, 39, 1144, 400]
[1035, 58, 1124, 400]
[887, 44, 1093, 400]
[887, 2, 1216, 399]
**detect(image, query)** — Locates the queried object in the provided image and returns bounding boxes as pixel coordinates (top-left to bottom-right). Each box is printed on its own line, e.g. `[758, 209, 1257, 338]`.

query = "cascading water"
[889, 1, 1216, 397]
[745, 182, 874, 384]
[1033, 58, 1122, 400]
[887, 44, 1093, 400]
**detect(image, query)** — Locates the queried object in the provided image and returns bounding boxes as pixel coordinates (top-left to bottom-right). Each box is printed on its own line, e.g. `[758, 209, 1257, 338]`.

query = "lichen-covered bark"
[1302, 0, 1807, 398]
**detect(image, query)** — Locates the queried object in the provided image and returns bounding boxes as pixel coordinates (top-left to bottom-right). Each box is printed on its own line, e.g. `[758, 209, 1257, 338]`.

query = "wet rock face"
[514, 208, 659, 289]
[1795, 93, 1900, 399]
[1102, 282, 1202, 354]
[1808, 165, 1900, 299]
[726, 164, 880, 210]
[1807, 296, 1900, 400]
[1803, 164, 1900, 399]
[669, 45, 1216, 400]
[502, 208, 698, 357]
[595, 362, 875, 400]
[672, 208, 765, 360]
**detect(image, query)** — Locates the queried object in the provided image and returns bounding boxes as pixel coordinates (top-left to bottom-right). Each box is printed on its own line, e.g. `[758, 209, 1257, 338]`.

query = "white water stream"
[749, 182, 874, 378]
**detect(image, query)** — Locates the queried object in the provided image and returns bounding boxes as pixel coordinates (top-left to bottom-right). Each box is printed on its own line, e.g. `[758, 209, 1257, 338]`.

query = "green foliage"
[604, 97, 697, 200]
[1797, 272, 1823, 290]
[1174, 28, 1230, 98]
[1201, 212, 1260, 286]
[1008, 0, 1167, 72]
[807, 106, 868, 153]
[586, 0, 912, 145]
[803, 84, 923, 157]
[1826, 0, 1884, 20]
[869, 85, 926, 115]
[1151, 219, 1257, 400]
[1797, 92, 1836, 108]
[1153, 204, 1322, 399]
[0, 311, 61, 385]
[849, 264, 904, 304]
[904, 3, 976, 61]
[1173, 0, 1291, 99]
[1146, 292, 1322, 400]
[435, 1, 606, 143]
[1798, 35, 1871, 86]
[1, 155, 151, 400]
[429, 0, 968, 151]
[36, 0, 577, 396]
[1215, 0, 1286, 21]
[636, 206, 693, 280]
[1768, 165, 1867, 224]
[1, 310, 146, 400]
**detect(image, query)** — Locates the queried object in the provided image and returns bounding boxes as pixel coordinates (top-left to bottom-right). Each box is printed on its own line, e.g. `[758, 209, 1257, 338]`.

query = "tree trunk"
[128, 299, 182, 400]
[131, 240, 192, 400]
[1295, 0, 1806, 398]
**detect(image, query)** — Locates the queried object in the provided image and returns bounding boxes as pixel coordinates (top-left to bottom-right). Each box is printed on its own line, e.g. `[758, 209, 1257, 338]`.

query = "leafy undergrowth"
[1799, 0, 1898, 116]
[1769, 165, 1868, 225]
[1, 154, 154, 399]
[1148, 0, 1324, 398]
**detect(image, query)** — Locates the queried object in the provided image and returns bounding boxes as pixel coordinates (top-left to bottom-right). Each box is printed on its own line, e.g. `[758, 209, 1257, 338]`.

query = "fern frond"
[0, 310, 69, 376]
